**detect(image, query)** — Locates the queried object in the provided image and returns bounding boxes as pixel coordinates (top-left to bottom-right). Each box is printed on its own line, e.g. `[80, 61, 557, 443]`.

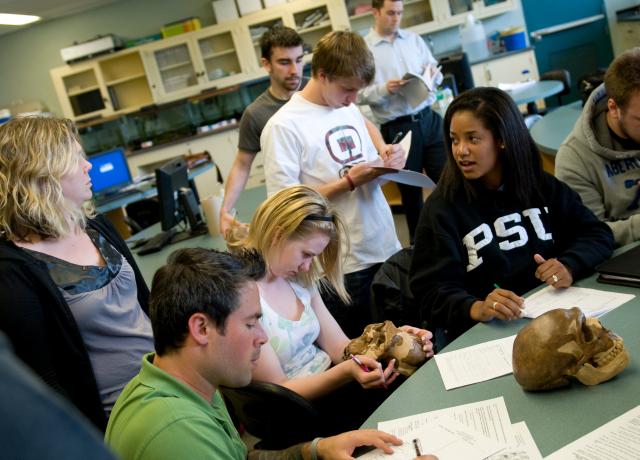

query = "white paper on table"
[487, 421, 542, 460]
[545, 405, 640, 459]
[360, 417, 505, 460]
[375, 168, 436, 188]
[434, 335, 516, 390]
[378, 396, 514, 446]
[522, 285, 634, 319]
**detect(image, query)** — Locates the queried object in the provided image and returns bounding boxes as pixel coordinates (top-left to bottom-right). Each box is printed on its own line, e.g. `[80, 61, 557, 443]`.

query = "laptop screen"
[88, 148, 132, 196]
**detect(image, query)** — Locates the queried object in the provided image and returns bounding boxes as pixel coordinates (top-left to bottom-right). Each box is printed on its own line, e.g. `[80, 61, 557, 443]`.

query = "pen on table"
[412, 438, 422, 457]
[350, 354, 388, 389]
[391, 131, 404, 145]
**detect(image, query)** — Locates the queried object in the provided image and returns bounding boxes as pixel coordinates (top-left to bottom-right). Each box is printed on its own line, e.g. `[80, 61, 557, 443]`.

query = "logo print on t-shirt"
[325, 125, 363, 165]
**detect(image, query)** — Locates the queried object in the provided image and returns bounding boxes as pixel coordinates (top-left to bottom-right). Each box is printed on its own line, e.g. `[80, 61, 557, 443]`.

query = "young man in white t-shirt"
[261, 30, 405, 337]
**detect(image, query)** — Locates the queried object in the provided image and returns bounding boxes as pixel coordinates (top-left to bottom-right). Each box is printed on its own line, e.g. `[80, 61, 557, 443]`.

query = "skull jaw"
[574, 337, 630, 386]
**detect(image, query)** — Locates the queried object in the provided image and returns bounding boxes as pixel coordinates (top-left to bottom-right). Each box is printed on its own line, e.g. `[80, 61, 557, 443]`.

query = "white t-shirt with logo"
[261, 93, 401, 273]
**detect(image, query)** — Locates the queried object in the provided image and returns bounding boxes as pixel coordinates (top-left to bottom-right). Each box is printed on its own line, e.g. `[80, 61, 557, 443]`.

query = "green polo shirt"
[105, 353, 247, 460]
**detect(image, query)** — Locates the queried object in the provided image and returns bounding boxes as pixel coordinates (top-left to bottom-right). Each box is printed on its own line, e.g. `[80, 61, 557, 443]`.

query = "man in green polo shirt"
[105, 248, 423, 460]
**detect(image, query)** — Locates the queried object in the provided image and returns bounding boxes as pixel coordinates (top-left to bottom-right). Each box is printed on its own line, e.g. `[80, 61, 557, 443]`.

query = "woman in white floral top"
[229, 185, 433, 431]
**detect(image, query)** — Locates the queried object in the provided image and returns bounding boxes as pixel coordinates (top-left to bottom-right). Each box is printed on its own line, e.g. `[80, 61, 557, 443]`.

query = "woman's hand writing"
[470, 287, 524, 322]
[350, 354, 398, 389]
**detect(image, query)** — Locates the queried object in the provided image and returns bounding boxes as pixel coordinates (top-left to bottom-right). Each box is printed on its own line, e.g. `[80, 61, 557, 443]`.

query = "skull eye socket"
[581, 320, 597, 342]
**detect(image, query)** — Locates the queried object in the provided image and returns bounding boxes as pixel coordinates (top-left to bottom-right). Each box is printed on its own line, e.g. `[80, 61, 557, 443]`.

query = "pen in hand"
[413, 438, 422, 457]
[391, 131, 404, 145]
[350, 354, 388, 389]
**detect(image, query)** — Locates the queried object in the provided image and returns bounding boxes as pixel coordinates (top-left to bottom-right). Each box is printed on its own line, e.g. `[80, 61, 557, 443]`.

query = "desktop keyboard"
[137, 228, 177, 255]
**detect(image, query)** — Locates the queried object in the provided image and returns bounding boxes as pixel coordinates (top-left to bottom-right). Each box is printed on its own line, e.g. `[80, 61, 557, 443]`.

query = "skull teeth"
[594, 338, 624, 367]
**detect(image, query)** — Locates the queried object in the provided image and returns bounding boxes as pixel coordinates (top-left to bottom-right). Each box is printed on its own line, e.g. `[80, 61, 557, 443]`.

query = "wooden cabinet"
[345, 0, 514, 38]
[51, 0, 519, 120]
[99, 51, 154, 114]
[50, 50, 154, 121]
[436, 0, 515, 27]
[346, 0, 437, 36]
[142, 24, 250, 103]
[242, 0, 349, 75]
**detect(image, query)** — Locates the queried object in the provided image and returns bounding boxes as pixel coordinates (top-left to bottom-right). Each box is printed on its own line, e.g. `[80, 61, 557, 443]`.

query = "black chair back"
[221, 381, 323, 450]
[541, 69, 572, 106]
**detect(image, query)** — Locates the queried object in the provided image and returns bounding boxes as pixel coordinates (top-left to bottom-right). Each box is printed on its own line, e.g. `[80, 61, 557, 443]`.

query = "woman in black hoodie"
[410, 87, 614, 347]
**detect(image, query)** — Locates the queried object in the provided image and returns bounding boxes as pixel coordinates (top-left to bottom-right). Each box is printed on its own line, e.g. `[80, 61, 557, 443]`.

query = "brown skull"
[512, 307, 629, 391]
[343, 320, 427, 376]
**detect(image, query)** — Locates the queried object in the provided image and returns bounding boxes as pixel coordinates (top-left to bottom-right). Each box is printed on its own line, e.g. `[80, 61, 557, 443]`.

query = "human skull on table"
[512, 307, 629, 391]
[343, 320, 427, 377]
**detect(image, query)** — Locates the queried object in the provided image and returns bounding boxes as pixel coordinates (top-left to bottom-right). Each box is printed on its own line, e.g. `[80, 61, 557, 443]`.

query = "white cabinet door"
[471, 49, 539, 87]
[143, 36, 203, 103]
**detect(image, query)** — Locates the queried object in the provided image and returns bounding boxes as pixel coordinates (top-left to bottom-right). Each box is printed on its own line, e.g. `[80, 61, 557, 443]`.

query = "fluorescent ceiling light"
[0, 13, 41, 26]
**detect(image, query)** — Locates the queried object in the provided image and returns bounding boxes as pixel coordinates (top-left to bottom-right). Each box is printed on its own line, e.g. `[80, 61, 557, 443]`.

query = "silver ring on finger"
[492, 301, 498, 309]
[552, 274, 559, 284]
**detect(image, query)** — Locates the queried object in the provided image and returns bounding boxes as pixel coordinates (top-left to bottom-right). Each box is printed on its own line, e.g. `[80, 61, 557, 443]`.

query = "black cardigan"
[0, 215, 149, 431]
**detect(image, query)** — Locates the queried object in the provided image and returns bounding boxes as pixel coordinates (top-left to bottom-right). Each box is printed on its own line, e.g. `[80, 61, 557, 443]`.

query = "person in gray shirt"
[556, 47, 640, 246]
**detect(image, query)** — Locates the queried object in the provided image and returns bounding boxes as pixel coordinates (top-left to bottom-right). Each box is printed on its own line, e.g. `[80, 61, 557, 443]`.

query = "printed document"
[545, 405, 640, 459]
[378, 396, 514, 446]
[435, 335, 516, 390]
[522, 286, 634, 318]
[360, 417, 505, 460]
[487, 421, 542, 460]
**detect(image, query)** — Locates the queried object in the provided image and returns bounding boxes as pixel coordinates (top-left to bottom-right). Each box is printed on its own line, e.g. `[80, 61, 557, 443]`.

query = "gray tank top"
[26, 230, 153, 415]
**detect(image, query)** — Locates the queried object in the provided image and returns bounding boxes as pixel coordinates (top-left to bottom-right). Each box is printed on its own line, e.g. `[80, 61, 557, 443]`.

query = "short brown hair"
[311, 30, 375, 84]
[372, 0, 402, 9]
[260, 25, 304, 60]
[605, 47, 640, 110]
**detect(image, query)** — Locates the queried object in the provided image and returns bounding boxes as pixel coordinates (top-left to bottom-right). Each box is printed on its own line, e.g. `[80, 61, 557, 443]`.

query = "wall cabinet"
[142, 24, 251, 103]
[346, 0, 514, 36]
[51, 0, 517, 120]
[347, 0, 438, 36]
[50, 50, 154, 121]
[242, 0, 349, 76]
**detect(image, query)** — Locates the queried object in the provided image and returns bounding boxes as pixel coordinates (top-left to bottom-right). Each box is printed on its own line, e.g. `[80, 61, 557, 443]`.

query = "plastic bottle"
[441, 86, 454, 108]
[459, 14, 489, 63]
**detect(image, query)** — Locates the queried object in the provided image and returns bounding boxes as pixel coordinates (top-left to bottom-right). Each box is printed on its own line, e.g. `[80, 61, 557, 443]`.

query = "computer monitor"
[155, 156, 207, 242]
[88, 147, 132, 197]
[439, 52, 475, 96]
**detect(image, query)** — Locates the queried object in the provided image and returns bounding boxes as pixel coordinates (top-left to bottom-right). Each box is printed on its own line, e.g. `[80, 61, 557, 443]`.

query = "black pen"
[412, 438, 422, 457]
[391, 131, 404, 144]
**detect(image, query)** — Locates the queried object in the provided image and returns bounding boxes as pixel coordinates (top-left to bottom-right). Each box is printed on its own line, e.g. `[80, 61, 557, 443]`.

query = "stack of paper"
[545, 405, 640, 459]
[522, 285, 634, 319]
[366, 397, 542, 460]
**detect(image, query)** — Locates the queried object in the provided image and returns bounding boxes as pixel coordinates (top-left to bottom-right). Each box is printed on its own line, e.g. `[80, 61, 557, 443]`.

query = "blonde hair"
[0, 116, 93, 241]
[229, 185, 350, 303]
